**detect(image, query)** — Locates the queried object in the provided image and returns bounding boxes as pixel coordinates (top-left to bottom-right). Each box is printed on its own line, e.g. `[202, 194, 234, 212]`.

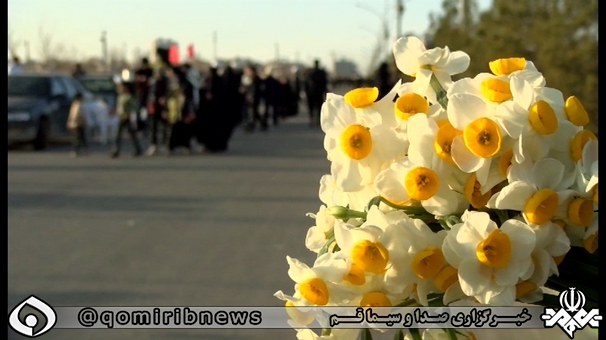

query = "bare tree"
[8, 25, 22, 59]
[38, 25, 54, 64]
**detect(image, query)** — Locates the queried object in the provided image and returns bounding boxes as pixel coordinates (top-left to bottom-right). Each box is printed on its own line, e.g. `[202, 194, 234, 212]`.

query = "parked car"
[74, 74, 121, 145]
[8, 73, 106, 149]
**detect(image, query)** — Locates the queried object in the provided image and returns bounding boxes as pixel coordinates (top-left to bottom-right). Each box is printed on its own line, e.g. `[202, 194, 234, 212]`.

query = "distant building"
[331, 59, 359, 80]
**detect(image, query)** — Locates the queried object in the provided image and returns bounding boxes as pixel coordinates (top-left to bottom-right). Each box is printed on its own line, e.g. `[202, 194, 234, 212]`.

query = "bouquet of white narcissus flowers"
[275, 35, 598, 340]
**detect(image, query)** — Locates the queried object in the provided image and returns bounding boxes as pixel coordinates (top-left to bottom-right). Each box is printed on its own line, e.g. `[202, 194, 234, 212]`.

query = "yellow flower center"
[285, 301, 314, 325]
[350, 240, 389, 274]
[570, 129, 597, 162]
[464, 173, 492, 209]
[498, 149, 514, 177]
[480, 78, 512, 103]
[565, 96, 589, 127]
[523, 188, 559, 224]
[342, 263, 366, 285]
[339, 124, 372, 160]
[463, 117, 502, 158]
[476, 229, 511, 268]
[344, 87, 379, 108]
[583, 232, 598, 254]
[567, 197, 594, 227]
[394, 93, 429, 121]
[360, 291, 392, 307]
[411, 246, 445, 279]
[528, 100, 558, 135]
[404, 167, 440, 201]
[298, 277, 329, 305]
[489, 57, 526, 76]
[434, 121, 462, 165]
[433, 265, 458, 292]
[515, 281, 538, 299]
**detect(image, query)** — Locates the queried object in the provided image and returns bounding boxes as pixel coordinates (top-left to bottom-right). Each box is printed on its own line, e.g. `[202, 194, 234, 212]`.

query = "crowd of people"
[67, 57, 331, 158]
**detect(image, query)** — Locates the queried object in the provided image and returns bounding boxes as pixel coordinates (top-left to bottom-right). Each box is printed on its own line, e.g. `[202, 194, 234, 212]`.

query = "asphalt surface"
[8, 112, 598, 340]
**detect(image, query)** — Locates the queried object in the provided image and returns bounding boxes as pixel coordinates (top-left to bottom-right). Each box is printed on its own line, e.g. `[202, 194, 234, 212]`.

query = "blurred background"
[8, 0, 598, 134]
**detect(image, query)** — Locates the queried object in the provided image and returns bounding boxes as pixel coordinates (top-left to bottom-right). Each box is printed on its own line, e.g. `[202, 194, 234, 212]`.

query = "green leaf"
[409, 328, 423, 340]
[444, 328, 459, 340]
[361, 328, 373, 340]
[393, 329, 405, 340]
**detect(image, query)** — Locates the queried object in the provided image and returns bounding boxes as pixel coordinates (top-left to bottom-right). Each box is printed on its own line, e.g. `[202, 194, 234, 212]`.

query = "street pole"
[212, 31, 217, 60]
[396, 0, 404, 40]
[101, 31, 108, 72]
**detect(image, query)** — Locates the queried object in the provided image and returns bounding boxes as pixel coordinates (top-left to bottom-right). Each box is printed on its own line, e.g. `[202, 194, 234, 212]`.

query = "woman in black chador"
[196, 66, 236, 153]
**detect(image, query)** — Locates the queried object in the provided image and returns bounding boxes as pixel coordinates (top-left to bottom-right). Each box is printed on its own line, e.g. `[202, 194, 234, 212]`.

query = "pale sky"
[8, 0, 490, 74]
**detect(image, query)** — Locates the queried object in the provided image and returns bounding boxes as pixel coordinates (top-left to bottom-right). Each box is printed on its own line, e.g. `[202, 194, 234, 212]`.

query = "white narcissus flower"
[494, 76, 575, 165]
[374, 155, 468, 217]
[444, 91, 504, 187]
[341, 80, 401, 128]
[277, 253, 353, 307]
[334, 207, 416, 296]
[305, 205, 337, 254]
[442, 210, 536, 306]
[488, 57, 545, 87]
[393, 35, 470, 104]
[321, 93, 406, 192]
[487, 158, 572, 225]
[382, 216, 449, 306]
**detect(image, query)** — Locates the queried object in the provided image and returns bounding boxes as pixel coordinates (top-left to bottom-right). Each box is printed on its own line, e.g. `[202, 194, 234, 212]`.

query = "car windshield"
[8, 76, 52, 97]
[77, 77, 116, 94]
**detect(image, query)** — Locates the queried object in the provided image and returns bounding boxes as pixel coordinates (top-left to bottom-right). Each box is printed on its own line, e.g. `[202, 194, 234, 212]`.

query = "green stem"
[361, 328, 373, 340]
[429, 74, 449, 110]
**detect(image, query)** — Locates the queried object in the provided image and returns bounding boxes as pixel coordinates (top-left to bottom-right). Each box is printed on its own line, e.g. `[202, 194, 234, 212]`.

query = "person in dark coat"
[168, 66, 196, 154]
[304, 59, 328, 127]
[241, 64, 265, 132]
[147, 65, 170, 155]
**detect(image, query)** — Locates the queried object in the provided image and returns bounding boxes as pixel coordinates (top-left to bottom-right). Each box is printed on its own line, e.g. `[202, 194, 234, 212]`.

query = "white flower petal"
[447, 93, 485, 130]
[451, 136, 484, 173]
[500, 219, 536, 260]
[442, 50, 470, 75]
[531, 158, 564, 190]
[458, 258, 491, 296]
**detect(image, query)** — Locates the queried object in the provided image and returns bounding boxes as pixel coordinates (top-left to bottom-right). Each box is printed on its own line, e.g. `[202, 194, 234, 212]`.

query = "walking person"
[304, 59, 328, 127]
[147, 65, 170, 155]
[111, 82, 142, 158]
[66, 93, 89, 157]
[241, 64, 265, 132]
[134, 57, 153, 134]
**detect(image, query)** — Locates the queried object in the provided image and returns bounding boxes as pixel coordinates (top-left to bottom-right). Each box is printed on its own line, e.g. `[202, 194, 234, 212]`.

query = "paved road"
[8, 113, 598, 340]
